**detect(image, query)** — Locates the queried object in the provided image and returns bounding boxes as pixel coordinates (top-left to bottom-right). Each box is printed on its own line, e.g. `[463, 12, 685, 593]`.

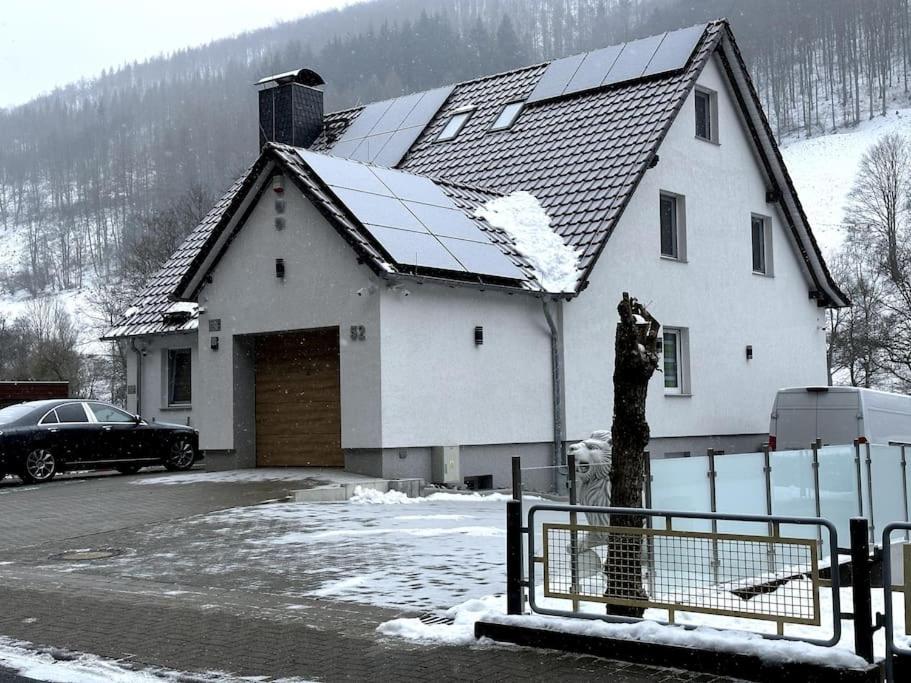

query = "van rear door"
[815, 389, 861, 446]
[772, 389, 820, 450]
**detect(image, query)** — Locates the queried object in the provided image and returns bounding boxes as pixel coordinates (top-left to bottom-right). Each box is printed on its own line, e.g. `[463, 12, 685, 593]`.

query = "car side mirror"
[133, 414, 142, 424]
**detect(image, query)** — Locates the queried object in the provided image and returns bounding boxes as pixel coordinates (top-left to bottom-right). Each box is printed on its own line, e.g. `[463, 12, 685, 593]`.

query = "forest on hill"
[2, 0, 911, 394]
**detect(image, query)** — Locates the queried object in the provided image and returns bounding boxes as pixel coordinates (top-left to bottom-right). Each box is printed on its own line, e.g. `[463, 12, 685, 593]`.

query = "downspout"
[130, 338, 143, 416]
[542, 299, 565, 493]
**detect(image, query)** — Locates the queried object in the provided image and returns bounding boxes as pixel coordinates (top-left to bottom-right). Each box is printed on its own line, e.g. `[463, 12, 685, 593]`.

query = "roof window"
[490, 101, 524, 131]
[437, 109, 473, 142]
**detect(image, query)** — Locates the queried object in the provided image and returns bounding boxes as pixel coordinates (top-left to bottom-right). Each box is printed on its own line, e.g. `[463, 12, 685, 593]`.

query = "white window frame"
[490, 101, 524, 131]
[694, 86, 719, 143]
[436, 109, 474, 142]
[659, 191, 687, 261]
[663, 328, 691, 396]
[751, 213, 774, 276]
[165, 348, 193, 408]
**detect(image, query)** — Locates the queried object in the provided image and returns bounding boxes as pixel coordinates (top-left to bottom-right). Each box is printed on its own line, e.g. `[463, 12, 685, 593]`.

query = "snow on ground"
[475, 191, 580, 293]
[378, 582, 901, 669]
[0, 635, 301, 682]
[134, 468, 361, 486]
[780, 107, 911, 257]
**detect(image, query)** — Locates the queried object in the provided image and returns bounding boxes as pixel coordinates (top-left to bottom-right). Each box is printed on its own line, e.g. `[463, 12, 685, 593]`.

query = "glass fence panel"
[770, 448, 816, 542]
[714, 451, 768, 535]
[649, 455, 712, 532]
[818, 444, 859, 556]
[868, 444, 907, 538]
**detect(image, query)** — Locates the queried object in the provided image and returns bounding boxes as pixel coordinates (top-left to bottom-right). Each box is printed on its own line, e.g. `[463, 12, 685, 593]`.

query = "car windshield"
[0, 403, 36, 425]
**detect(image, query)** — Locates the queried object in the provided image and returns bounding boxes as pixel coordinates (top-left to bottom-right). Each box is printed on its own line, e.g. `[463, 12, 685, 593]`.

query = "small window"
[89, 402, 135, 423]
[167, 349, 192, 406]
[40, 409, 59, 425]
[659, 192, 686, 260]
[751, 214, 773, 275]
[663, 328, 690, 395]
[437, 110, 473, 141]
[490, 101, 523, 131]
[695, 87, 718, 142]
[56, 403, 89, 423]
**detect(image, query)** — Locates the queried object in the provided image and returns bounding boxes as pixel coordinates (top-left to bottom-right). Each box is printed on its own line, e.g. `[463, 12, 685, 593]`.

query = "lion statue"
[567, 430, 612, 554]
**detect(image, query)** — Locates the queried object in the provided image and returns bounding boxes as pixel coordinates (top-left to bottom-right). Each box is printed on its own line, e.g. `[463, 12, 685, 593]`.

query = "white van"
[769, 386, 911, 450]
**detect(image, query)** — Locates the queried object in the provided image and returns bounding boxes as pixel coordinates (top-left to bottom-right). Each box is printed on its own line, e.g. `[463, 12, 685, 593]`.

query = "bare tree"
[605, 293, 661, 618]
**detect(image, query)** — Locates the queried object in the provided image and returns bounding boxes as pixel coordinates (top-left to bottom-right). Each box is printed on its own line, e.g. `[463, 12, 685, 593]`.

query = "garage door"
[254, 329, 343, 467]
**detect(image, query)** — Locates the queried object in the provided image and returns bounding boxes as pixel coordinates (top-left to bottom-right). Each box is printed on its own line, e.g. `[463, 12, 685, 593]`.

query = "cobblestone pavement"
[0, 470, 743, 682]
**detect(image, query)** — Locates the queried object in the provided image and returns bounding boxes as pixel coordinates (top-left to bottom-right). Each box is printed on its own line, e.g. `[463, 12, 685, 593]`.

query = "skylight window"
[437, 110, 473, 141]
[490, 101, 524, 131]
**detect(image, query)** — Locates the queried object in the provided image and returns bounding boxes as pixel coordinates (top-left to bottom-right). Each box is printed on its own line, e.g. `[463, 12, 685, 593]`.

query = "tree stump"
[605, 292, 661, 618]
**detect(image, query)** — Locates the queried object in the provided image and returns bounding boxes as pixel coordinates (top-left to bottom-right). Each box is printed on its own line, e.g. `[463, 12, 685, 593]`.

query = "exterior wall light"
[275, 258, 286, 279]
[474, 326, 484, 346]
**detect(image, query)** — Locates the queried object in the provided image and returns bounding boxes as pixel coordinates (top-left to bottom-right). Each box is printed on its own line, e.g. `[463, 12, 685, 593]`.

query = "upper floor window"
[490, 101, 524, 131]
[751, 214, 773, 275]
[695, 87, 718, 142]
[167, 348, 192, 407]
[437, 109, 473, 142]
[660, 192, 686, 260]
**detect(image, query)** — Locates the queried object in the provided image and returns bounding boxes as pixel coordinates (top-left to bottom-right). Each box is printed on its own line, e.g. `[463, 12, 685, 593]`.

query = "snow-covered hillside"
[780, 107, 911, 257]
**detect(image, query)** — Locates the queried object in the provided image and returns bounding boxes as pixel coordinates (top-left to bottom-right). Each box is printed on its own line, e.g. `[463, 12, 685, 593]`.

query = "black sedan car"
[0, 400, 199, 484]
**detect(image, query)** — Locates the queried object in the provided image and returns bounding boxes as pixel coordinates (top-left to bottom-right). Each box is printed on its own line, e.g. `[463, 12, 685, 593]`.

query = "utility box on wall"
[431, 445, 461, 484]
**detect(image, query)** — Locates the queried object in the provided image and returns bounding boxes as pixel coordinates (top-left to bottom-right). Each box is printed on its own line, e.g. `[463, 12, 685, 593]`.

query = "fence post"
[854, 439, 864, 517]
[707, 448, 719, 584]
[567, 449, 580, 611]
[762, 444, 776, 573]
[850, 517, 875, 663]
[506, 456, 524, 615]
[865, 443, 875, 545]
[812, 439, 822, 548]
[902, 446, 909, 541]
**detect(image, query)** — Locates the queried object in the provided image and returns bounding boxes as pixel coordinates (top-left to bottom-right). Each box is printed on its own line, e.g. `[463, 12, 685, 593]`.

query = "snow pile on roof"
[349, 485, 422, 504]
[475, 191, 579, 293]
[166, 301, 198, 315]
[123, 306, 139, 318]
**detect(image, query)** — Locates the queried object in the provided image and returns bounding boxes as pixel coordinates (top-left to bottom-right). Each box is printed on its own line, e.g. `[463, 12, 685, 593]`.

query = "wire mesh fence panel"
[541, 522, 821, 626]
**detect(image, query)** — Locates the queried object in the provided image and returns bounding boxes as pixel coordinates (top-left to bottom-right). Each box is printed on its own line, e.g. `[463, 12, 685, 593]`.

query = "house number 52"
[350, 325, 366, 341]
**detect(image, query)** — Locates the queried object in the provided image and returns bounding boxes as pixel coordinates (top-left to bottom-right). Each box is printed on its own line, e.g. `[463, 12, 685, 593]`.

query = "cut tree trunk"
[605, 292, 661, 618]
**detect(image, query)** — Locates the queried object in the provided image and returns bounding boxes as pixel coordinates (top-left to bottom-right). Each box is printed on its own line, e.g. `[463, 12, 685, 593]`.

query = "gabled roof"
[107, 18, 846, 339]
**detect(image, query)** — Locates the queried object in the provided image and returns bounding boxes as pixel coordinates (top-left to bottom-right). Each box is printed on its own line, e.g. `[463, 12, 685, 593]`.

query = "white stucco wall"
[379, 284, 553, 448]
[125, 331, 197, 428]
[194, 172, 382, 452]
[563, 56, 829, 445]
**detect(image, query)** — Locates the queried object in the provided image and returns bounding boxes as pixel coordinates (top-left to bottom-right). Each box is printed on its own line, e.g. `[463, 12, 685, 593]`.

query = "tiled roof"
[107, 18, 845, 339]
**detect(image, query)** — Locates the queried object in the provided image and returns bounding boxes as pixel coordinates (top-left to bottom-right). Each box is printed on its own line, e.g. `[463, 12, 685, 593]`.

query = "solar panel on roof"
[526, 24, 706, 104]
[297, 150, 525, 281]
[643, 23, 705, 77]
[526, 52, 585, 103]
[332, 187, 427, 232]
[438, 238, 525, 280]
[601, 33, 665, 86]
[565, 45, 623, 94]
[404, 202, 489, 242]
[331, 85, 455, 167]
[364, 225, 466, 271]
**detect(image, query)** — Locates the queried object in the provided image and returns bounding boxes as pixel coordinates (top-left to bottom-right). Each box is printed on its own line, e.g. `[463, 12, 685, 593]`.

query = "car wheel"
[164, 438, 196, 471]
[115, 464, 142, 475]
[20, 448, 57, 484]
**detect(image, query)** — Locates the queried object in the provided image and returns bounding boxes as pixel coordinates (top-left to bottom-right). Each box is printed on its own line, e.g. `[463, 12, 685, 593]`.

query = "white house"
[106, 20, 847, 487]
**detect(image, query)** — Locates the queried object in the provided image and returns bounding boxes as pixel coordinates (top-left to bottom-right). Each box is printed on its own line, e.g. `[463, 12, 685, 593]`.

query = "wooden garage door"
[254, 329, 343, 467]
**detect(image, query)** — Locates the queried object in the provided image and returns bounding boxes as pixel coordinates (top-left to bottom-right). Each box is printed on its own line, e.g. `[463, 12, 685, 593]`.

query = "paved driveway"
[0, 469, 739, 682]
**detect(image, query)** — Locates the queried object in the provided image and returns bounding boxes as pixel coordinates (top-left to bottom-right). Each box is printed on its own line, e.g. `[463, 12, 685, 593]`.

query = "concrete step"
[292, 477, 424, 502]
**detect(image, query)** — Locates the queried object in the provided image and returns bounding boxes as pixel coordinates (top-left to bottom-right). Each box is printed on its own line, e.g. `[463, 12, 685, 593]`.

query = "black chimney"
[257, 69, 325, 149]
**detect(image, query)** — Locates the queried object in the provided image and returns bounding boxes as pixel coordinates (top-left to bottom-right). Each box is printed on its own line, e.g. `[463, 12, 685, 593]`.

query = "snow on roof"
[475, 191, 579, 293]
[166, 301, 197, 315]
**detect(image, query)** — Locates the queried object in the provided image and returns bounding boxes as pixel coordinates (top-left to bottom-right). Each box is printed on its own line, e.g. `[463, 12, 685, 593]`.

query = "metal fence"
[526, 503, 840, 645]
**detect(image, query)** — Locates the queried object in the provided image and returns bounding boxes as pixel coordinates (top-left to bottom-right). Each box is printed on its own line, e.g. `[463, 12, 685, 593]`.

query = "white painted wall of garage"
[126, 332, 197, 428]
[563, 56, 829, 448]
[194, 176, 383, 453]
[378, 283, 553, 448]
